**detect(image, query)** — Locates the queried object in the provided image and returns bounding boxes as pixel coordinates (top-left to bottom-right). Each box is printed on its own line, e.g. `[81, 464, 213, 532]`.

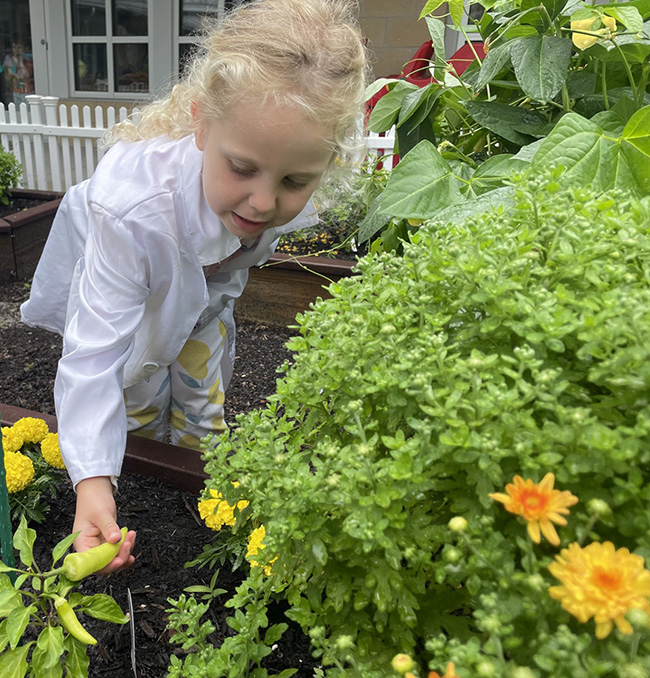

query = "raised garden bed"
[0, 188, 65, 282]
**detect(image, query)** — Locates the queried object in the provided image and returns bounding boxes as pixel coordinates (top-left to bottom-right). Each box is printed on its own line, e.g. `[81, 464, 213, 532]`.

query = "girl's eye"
[284, 177, 309, 190]
[229, 161, 254, 178]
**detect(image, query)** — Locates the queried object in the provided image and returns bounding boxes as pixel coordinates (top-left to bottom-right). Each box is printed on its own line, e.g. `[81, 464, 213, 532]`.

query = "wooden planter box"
[0, 189, 64, 283]
[236, 252, 358, 326]
[0, 403, 208, 494]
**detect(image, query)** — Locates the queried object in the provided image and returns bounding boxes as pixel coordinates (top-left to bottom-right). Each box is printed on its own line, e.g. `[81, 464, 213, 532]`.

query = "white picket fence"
[0, 94, 396, 192]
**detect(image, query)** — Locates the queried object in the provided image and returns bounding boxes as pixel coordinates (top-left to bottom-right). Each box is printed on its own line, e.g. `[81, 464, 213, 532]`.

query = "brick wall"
[359, 0, 438, 78]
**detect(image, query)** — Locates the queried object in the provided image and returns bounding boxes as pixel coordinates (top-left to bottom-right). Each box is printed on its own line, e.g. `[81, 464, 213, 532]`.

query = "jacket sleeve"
[54, 201, 151, 486]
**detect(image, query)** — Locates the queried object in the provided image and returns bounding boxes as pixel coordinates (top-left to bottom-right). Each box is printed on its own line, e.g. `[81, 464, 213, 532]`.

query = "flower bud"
[448, 516, 468, 533]
[391, 654, 416, 674]
[511, 668, 537, 678]
[335, 635, 354, 651]
[586, 498, 612, 518]
[626, 608, 650, 630]
[617, 664, 647, 678]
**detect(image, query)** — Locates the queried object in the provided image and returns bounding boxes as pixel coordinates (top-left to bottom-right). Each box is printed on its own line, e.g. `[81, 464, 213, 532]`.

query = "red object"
[366, 40, 486, 118]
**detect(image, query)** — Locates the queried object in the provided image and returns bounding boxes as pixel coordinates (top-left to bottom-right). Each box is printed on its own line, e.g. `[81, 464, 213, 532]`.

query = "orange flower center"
[591, 566, 622, 591]
[518, 487, 549, 517]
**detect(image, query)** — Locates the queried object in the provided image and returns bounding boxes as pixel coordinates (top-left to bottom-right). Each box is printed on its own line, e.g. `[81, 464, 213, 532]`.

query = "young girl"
[21, 0, 367, 573]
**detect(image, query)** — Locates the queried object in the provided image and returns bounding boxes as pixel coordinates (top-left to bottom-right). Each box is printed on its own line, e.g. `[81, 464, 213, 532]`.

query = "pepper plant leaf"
[510, 35, 572, 103]
[0, 642, 31, 677]
[379, 140, 461, 219]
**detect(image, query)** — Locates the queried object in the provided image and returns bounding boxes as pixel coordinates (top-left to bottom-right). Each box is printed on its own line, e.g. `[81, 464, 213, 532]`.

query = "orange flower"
[549, 541, 650, 639]
[489, 472, 578, 546]
[429, 662, 459, 678]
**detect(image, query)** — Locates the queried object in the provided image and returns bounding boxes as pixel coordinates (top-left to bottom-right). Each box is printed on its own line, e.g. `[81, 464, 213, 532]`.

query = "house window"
[69, 0, 149, 95]
[177, 1, 248, 75]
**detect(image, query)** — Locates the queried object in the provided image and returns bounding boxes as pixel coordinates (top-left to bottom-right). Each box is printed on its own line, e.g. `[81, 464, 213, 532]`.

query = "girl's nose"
[248, 185, 276, 216]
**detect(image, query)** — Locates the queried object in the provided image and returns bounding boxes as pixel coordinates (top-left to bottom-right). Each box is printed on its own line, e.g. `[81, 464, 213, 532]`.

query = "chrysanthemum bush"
[167, 170, 650, 677]
[1, 417, 66, 523]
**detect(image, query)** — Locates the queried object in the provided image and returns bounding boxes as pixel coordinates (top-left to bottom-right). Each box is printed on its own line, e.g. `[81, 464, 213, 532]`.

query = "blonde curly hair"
[103, 0, 369, 168]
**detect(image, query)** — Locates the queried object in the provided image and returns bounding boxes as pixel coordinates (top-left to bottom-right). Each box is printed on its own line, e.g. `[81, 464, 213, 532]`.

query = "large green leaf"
[379, 141, 461, 219]
[464, 101, 543, 145]
[397, 84, 440, 128]
[367, 81, 419, 133]
[434, 186, 516, 224]
[474, 42, 513, 92]
[464, 154, 532, 196]
[31, 626, 64, 678]
[425, 17, 447, 82]
[0, 643, 31, 678]
[621, 105, 650, 192]
[522, 0, 566, 21]
[510, 35, 572, 102]
[605, 6, 644, 31]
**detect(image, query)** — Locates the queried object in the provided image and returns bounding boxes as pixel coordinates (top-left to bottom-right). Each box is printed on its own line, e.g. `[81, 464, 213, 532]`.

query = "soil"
[0, 197, 48, 218]
[0, 279, 317, 677]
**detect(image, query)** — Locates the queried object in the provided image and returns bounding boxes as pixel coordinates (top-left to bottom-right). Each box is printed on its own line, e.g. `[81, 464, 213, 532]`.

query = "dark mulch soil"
[0, 197, 47, 218]
[0, 279, 316, 677]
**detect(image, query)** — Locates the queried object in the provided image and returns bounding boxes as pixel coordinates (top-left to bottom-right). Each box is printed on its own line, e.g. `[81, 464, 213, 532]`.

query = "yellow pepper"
[53, 595, 97, 645]
[571, 15, 616, 50]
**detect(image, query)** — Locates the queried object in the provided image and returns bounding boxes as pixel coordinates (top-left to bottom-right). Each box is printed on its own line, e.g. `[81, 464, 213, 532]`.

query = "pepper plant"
[169, 170, 650, 676]
[0, 150, 21, 206]
[0, 519, 128, 676]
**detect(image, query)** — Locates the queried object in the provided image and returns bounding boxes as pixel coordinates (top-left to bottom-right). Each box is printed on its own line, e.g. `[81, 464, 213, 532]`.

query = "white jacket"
[21, 134, 317, 484]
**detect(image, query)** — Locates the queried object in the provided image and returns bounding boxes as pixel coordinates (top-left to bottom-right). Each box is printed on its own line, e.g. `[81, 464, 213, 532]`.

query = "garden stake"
[0, 409, 17, 583]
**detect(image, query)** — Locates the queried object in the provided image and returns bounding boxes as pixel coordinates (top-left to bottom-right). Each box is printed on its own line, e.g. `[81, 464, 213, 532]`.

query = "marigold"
[246, 525, 277, 576]
[489, 472, 578, 546]
[549, 541, 650, 639]
[1, 426, 23, 454]
[429, 662, 460, 678]
[3, 451, 35, 493]
[197, 488, 249, 531]
[12, 417, 49, 444]
[40, 432, 65, 469]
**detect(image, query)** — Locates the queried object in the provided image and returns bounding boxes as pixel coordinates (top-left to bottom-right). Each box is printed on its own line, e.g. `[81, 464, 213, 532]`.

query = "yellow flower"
[12, 417, 49, 444]
[571, 15, 616, 50]
[198, 488, 249, 531]
[246, 525, 277, 576]
[1, 426, 24, 454]
[40, 432, 65, 469]
[3, 451, 35, 493]
[489, 472, 578, 546]
[549, 541, 650, 639]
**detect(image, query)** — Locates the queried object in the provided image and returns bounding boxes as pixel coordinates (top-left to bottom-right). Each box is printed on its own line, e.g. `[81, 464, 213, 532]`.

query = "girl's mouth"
[232, 212, 269, 233]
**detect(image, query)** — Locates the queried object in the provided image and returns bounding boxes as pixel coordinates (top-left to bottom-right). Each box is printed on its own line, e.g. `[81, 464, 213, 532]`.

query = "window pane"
[114, 44, 149, 92]
[113, 0, 148, 37]
[71, 0, 106, 37]
[0, 1, 35, 107]
[73, 43, 108, 91]
[179, 1, 221, 37]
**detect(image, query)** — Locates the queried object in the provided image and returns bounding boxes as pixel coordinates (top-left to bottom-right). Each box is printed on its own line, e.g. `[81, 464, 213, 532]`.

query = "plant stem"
[601, 61, 609, 110]
[610, 38, 638, 105]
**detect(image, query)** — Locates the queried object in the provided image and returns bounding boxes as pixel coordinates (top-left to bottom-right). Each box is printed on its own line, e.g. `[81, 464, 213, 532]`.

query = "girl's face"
[194, 101, 334, 239]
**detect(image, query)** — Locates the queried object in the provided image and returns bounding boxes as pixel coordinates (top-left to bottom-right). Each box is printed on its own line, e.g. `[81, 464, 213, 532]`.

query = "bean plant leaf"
[357, 196, 392, 245]
[368, 81, 419, 133]
[510, 35, 572, 103]
[419, 0, 448, 19]
[425, 16, 447, 81]
[31, 626, 64, 678]
[463, 155, 531, 196]
[474, 42, 513, 92]
[589, 23, 650, 64]
[0, 642, 31, 678]
[522, 0, 566, 21]
[464, 101, 543, 145]
[620, 105, 650, 192]
[364, 78, 401, 103]
[379, 140, 461, 219]
[605, 6, 643, 31]
[397, 84, 441, 128]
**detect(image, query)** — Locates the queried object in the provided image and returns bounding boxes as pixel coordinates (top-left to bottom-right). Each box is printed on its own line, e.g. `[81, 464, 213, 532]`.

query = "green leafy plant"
[167, 170, 650, 676]
[0, 149, 22, 206]
[0, 517, 128, 676]
[360, 0, 650, 250]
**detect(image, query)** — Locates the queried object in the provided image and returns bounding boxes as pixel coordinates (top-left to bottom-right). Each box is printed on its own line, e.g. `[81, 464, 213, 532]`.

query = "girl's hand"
[73, 476, 136, 574]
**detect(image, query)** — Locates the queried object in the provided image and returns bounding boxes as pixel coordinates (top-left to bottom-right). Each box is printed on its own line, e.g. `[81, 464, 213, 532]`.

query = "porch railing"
[0, 95, 396, 193]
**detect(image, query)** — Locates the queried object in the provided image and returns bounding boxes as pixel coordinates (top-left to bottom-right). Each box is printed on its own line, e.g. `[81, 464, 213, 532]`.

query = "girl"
[21, 0, 367, 573]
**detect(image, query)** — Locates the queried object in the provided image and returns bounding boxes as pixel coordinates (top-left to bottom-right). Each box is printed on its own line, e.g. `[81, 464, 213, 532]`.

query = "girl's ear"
[191, 100, 206, 151]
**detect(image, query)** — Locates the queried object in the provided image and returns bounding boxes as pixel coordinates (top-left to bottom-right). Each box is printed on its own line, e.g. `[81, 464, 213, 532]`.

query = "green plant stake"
[0, 409, 17, 583]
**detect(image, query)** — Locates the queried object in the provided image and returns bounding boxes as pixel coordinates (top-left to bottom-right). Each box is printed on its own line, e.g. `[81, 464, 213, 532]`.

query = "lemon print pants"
[123, 297, 235, 451]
